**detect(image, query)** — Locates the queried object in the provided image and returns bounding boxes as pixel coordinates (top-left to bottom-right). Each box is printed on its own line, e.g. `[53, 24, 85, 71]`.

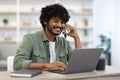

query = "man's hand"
[44, 61, 66, 71]
[64, 24, 79, 39]
[63, 24, 82, 48]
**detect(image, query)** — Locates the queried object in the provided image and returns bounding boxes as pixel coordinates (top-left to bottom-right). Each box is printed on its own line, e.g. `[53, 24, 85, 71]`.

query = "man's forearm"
[29, 63, 46, 70]
[74, 36, 82, 49]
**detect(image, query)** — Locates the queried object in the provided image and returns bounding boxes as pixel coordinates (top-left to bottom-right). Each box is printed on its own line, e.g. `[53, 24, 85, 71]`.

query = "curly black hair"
[40, 4, 70, 29]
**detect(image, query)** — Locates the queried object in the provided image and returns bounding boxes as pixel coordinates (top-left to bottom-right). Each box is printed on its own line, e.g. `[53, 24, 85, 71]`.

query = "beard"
[46, 24, 63, 36]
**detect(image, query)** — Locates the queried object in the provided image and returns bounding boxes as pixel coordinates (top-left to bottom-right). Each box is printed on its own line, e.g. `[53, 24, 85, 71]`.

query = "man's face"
[45, 17, 64, 36]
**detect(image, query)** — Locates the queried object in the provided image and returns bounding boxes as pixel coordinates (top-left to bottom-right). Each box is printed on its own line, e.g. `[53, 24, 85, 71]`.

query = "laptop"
[49, 48, 103, 74]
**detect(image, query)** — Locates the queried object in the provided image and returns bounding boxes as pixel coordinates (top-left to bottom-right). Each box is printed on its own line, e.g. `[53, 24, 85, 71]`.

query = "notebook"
[11, 69, 42, 78]
[49, 48, 103, 74]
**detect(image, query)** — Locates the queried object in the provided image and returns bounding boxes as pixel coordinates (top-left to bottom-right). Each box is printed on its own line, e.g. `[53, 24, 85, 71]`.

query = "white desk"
[0, 66, 120, 80]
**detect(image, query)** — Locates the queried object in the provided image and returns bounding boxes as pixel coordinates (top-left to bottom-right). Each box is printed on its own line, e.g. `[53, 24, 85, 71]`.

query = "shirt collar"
[41, 30, 49, 41]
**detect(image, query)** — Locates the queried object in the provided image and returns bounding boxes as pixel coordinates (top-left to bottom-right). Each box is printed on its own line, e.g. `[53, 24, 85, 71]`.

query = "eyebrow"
[51, 17, 64, 23]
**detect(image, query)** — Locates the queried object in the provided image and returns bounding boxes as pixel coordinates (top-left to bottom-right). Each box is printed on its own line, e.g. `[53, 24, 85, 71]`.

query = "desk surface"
[0, 66, 120, 80]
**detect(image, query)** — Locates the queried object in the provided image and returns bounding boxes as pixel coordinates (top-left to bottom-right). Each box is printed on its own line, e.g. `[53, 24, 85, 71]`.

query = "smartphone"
[63, 28, 67, 38]
[62, 24, 67, 38]
[63, 24, 71, 38]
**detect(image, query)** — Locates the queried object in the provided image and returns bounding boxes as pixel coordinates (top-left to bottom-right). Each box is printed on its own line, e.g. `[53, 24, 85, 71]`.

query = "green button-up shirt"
[13, 30, 73, 70]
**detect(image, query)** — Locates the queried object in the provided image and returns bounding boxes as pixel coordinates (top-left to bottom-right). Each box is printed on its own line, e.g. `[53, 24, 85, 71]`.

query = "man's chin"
[53, 32, 61, 36]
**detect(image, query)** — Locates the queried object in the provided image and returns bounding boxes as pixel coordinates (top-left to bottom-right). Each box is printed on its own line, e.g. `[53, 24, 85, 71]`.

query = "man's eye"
[54, 21, 58, 23]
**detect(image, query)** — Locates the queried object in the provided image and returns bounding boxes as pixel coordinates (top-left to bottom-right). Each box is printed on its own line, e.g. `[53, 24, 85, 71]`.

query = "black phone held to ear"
[63, 29, 67, 38]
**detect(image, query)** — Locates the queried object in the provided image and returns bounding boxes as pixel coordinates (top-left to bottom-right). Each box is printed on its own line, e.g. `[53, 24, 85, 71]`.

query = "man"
[13, 4, 82, 71]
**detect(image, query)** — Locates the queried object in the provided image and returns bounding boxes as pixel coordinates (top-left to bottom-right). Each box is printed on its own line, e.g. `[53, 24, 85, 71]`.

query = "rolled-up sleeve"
[13, 34, 33, 70]
[22, 60, 32, 69]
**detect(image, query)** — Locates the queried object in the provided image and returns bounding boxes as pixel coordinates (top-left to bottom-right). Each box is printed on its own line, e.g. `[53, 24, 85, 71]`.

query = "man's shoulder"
[23, 31, 41, 39]
[24, 31, 41, 36]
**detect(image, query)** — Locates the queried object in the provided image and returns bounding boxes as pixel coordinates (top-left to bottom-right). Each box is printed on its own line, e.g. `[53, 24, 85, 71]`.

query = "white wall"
[94, 0, 120, 66]
[112, 0, 120, 66]
[94, 0, 115, 45]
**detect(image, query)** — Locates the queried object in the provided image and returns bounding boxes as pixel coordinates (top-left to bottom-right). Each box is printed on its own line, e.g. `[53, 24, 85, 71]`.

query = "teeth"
[54, 27, 60, 29]
[55, 28, 60, 30]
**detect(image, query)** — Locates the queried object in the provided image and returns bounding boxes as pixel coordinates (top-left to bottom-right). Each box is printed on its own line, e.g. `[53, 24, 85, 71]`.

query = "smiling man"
[13, 4, 82, 71]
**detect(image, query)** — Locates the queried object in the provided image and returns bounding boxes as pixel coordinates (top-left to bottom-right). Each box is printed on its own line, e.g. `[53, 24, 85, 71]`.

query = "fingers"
[53, 61, 66, 67]
[44, 61, 66, 71]
[52, 61, 66, 71]
[57, 67, 65, 71]
[65, 24, 75, 30]
[63, 24, 79, 38]
[64, 24, 77, 33]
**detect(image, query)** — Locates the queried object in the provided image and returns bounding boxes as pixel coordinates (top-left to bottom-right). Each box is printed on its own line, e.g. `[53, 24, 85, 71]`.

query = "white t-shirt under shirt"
[49, 41, 56, 63]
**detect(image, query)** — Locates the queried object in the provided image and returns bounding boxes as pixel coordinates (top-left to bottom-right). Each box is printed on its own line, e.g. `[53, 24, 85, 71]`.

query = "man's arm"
[29, 61, 66, 71]
[74, 35, 82, 48]
[13, 35, 33, 70]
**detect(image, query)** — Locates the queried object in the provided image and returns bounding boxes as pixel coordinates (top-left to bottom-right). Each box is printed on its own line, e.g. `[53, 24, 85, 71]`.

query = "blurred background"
[0, 0, 120, 71]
